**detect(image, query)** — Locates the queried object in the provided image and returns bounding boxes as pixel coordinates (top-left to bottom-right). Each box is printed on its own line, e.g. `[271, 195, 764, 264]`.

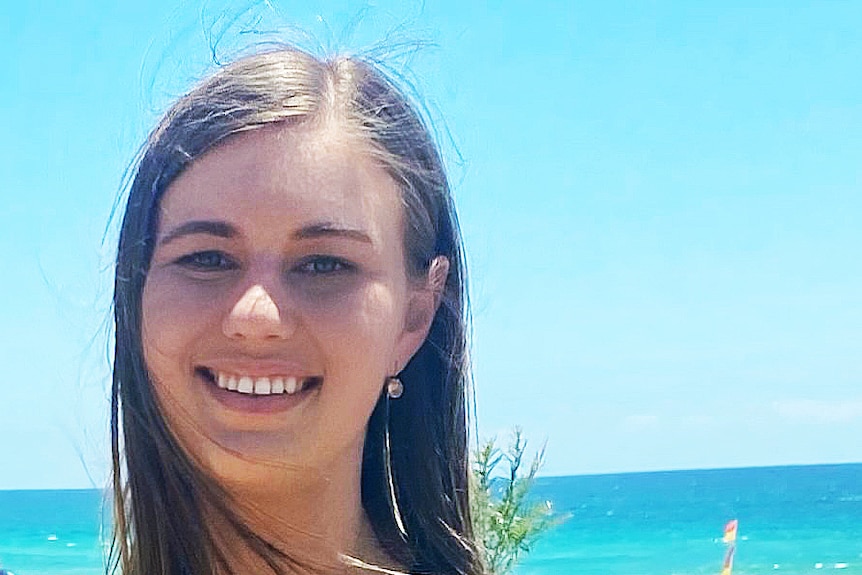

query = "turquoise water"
[0, 489, 107, 575]
[517, 464, 862, 575]
[1, 464, 860, 574]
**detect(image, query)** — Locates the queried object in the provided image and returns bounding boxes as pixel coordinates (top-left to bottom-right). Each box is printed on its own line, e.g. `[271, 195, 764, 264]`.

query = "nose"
[222, 284, 292, 341]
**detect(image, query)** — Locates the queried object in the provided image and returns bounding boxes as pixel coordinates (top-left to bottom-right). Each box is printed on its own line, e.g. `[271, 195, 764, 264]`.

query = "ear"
[394, 256, 450, 371]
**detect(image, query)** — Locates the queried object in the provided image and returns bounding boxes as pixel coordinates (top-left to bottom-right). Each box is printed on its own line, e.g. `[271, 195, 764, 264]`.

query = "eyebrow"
[292, 222, 373, 244]
[157, 219, 373, 247]
[158, 220, 237, 246]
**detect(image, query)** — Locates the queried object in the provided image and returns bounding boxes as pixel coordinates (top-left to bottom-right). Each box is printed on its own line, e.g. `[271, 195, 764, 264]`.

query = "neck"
[207, 445, 396, 574]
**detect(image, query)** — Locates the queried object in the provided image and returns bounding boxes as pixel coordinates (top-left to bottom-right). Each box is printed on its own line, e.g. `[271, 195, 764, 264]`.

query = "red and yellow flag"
[723, 519, 738, 544]
[720, 519, 738, 575]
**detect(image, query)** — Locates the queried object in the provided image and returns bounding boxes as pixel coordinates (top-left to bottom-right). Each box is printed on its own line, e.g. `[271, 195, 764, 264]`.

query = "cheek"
[141, 273, 219, 370]
[317, 284, 404, 408]
[311, 288, 401, 445]
[327, 283, 403, 355]
[141, 276, 222, 441]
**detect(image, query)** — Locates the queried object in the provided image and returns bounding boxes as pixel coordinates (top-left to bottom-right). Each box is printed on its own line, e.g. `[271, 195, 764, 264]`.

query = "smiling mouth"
[195, 367, 323, 396]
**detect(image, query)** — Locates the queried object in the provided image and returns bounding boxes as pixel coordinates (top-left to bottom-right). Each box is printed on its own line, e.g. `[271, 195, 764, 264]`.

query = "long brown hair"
[111, 46, 482, 575]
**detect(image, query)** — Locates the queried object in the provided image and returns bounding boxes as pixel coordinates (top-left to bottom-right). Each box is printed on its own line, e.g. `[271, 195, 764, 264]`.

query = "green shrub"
[470, 428, 565, 575]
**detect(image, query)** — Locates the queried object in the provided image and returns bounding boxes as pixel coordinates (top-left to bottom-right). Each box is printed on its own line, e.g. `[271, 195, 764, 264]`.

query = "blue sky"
[1, 1, 860, 490]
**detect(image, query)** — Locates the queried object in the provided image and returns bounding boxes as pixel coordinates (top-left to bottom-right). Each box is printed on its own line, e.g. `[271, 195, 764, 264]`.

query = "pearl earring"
[386, 376, 404, 399]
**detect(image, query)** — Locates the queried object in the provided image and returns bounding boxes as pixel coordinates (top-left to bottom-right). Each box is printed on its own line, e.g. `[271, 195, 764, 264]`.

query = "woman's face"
[141, 123, 435, 486]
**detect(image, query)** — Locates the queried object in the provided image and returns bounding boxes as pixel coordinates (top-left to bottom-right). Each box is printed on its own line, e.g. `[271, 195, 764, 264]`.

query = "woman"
[111, 46, 484, 575]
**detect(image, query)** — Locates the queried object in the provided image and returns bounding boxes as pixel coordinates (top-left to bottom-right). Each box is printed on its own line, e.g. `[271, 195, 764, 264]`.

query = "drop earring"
[386, 376, 404, 399]
[383, 380, 408, 539]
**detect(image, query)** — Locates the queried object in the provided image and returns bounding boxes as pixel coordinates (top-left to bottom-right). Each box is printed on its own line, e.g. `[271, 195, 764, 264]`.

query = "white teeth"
[237, 377, 254, 394]
[254, 378, 272, 395]
[211, 371, 314, 396]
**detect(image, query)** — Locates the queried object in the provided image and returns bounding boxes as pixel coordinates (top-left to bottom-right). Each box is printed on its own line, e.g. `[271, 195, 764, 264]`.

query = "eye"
[294, 256, 354, 275]
[174, 250, 238, 271]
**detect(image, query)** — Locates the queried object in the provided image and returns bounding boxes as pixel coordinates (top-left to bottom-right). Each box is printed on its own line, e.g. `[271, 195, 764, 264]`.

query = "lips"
[195, 366, 323, 396]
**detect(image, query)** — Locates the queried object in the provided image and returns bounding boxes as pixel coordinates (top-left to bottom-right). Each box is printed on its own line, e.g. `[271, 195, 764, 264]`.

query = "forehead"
[157, 123, 402, 241]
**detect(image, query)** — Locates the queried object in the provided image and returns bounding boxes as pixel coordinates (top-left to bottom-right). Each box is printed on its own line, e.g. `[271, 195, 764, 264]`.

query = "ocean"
[0, 464, 859, 574]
